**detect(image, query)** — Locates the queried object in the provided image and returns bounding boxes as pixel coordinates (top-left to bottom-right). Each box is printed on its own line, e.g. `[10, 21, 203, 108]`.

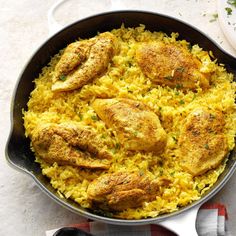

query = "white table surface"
[1, 0, 236, 235]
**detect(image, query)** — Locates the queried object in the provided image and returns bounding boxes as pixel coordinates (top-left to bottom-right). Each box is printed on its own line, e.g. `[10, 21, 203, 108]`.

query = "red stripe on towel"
[201, 203, 228, 219]
[70, 222, 91, 232]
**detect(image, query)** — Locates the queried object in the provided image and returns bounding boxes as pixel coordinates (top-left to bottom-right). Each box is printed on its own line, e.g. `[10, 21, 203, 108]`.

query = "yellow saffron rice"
[23, 25, 236, 219]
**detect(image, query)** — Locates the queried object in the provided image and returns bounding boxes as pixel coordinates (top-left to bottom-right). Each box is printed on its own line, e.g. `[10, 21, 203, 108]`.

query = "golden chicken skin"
[136, 42, 210, 91]
[92, 98, 167, 154]
[31, 122, 112, 169]
[87, 172, 161, 211]
[52, 41, 91, 83]
[52, 32, 118, 92]
[178, 108, 228, 176]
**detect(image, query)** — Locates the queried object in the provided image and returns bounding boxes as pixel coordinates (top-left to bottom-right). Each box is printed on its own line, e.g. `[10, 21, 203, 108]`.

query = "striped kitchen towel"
[46, 203, 229, 236]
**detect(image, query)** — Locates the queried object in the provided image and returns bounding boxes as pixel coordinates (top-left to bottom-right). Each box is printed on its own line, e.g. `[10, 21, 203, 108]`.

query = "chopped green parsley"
[79, 113, 83, 121]
[115, 143, 120, 150]
[209, 13, 218, 22]
[227, 0, 236, 7]
[176, 67, 185, 73]
[91, 115, 98, 121]
[170, 171, 175, 176]
[176, 83, 183, 89]
[164, 76, 173, 80]
[192, 94, 196, 101]
[172, 136, 178, 143]
[59, 75, 66, 81]
[225, 7, 233, 15]
[188, 44, 192, 51]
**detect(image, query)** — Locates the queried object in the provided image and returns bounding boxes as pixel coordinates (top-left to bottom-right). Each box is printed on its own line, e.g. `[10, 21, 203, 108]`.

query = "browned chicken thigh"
[87, 172, 160, 211]
[92, 98, 167, 153]
[31, 122, 112, 169]
[136, 42, 210, 90]
[52, 32, 118, 92]
[178, 108, 228, 176]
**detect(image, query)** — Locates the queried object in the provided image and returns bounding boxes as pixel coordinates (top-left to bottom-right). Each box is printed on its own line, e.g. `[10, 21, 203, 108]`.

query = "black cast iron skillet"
[5, 10, 236, 228]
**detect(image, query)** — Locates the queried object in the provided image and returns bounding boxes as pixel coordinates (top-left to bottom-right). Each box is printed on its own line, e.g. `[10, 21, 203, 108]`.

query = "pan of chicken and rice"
[6, 11, 236, 224]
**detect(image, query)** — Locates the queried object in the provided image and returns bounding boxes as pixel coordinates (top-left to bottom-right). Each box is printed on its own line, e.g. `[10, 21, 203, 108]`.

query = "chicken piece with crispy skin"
[31, 122, 112, 169]
[136, 42, 210, 91]
[178, 108, 228, 176]
[92, 98, 167, 153]
[87, 172, 162, 211]
[52, 32, 118, 92]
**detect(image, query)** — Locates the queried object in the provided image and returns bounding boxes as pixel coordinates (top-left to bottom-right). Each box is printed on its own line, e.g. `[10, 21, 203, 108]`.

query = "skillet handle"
[47, 0, 128, 36]
[155, 205, 201, 236]
[47, 0, 69, 36]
